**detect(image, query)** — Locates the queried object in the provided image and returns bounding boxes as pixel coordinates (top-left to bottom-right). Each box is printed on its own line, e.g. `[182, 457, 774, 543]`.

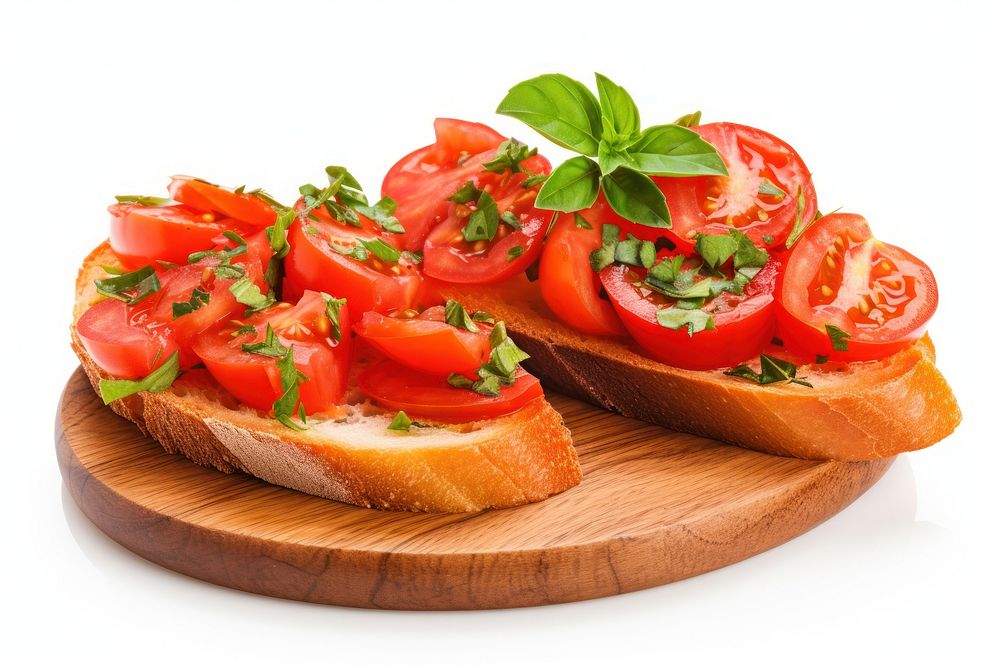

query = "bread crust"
[440, 278, 962, 461]
[72, 243, 580, 513]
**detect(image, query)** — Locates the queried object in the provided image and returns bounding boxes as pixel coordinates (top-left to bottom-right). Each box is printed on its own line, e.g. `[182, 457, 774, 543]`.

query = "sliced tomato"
[193, 291, 351, 413]
[383, 118, 515, 251]
[282, 214, 423, 322]
[168, 176, 276, 227]
[77, 297, 178, 379]
[539, 200, 625, 336]
[600, 258, 779, 370]
[354, 306, 491, 378]
[109, 203, 244, 270]
[776, 213, 937, 361]
[648, 123, 818, 253]
[358, 360, 543, 423]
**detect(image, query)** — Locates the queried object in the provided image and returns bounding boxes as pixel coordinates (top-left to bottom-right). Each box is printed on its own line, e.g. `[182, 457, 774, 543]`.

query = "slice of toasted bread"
[71, 243, 580, 512]
[440, 276, 961, 461]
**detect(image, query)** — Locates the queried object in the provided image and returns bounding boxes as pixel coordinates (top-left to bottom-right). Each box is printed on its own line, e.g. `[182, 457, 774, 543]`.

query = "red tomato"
[282, 214, 423, 322]
[538, 200, 625, 337]
[109, 203, 241, 270]
[358, 360, 544, 423]
[76, 297, 178, 379]
[600, 258, 779, 370]
[649, 123, 818, 253]
[168, 176, 276, 227]
[354, 306, 491, 378]
[193, 291, 351, 413]
[776, 213, 938, 361]
[382, 118, 510, 251]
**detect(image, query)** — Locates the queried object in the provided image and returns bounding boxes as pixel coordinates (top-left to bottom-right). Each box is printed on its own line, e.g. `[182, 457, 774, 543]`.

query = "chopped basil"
[461, 190, 500, 242]
[448, 181, 482, 204]
[232, 324, 257, 337]
[725, 353, 813, 388]
[482, 138, 538, 174]
[825, 324, 851, 351]
[574, 213, 593, 230]
[354, 196, 404, 234]
[444, 300, 480, 332]
[816, 354, 830, 364]
[500, 210, 522, 230]
[171, 287, 210, 319]
[402, 250, 423, 264]
[589, 223, 620, 271]
[94, 265, 161, 305]
[448, 321, 529, 397]
[242, 324, 286, 357]
[98, 351, 181, 404]
[387, 411, 413, 432]
[115, 195, 172, 206]
[522, 172, 548, 188]
[785, 186, 810, 249]
[273, 346, 310, 430]
[656, 307, 715, 336]
[229, 276, 275, 315]
[507, 246, 525, 262]
[472, 310, 495, 324]
[359, 237, 401, 264]
[695, 234, 739, 272]
[321, 293, 347, 342]
[613, 235, 656, 269]
[757, 177, 786, 199]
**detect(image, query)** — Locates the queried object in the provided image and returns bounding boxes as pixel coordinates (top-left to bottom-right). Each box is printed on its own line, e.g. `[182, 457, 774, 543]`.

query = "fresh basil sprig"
[497, 73, 727, 228]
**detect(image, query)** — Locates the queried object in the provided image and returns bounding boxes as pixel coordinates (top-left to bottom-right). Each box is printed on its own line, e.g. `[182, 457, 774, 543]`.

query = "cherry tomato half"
[76, 297, 178, 379]
[600, 258, 779, 370]
[109, 203, 241, 270]
[538, 200, 625, 337]
[382, 118, 507, 251]
[649, 122, 818, 253]
[354, 306, 491, 378]
[193, 291, 351, 414]
[776, 213, 938, 361]
[168, 176, 276, 227]
[358, 360, 544, 423]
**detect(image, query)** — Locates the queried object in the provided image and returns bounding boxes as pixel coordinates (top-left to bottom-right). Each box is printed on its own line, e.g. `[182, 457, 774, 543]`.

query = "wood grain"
[56, 367, 892, 609]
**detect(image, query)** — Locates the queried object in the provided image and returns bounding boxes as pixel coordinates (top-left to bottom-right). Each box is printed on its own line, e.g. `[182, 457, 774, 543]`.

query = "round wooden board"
[56, 367, 892, 610]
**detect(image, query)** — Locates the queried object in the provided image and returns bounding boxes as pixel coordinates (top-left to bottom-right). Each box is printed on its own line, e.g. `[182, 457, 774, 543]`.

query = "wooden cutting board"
[56, 367, 891, 610]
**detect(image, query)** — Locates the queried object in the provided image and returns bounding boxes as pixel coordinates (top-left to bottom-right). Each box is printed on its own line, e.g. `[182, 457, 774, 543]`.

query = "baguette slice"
[71, 243, 580, 513]
[440, 276, 961, 461]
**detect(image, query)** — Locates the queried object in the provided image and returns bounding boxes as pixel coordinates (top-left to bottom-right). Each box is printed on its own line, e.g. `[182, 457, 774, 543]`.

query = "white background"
[2, 1, 996, 664]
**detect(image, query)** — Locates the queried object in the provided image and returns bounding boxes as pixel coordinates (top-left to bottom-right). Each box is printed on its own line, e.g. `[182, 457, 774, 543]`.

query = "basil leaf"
[500, 211, 522, 230]
[444, 300, 480, 332]
[601, 167, 670, 228]
[645, 274, 713, 300]
[448, 321, 529, 397]
[785, 186, 810, 249]
[242, 324, 286, 357]
[94, 265, 161, 305]
[758, 177, 786, 199]
[359, 237, 401, 263]
[522, 172, 548, 188]
[387, 411, 413, 432]
[648, 255, 684, 284]
[724, 354, 813, 388]
[496, 73, 603, 156]
[625, 124, 728, 177]
[825, 324, 852, 351]
[448, 181, 482, 204]
[354, 196, 404, 234]
[731, 229, 769, 268]
[462, 191, 499, 242]
[695, 234, 739, 271]
[115, 195, 172, 206]
[99, 351, 181, 404]
[574, 213, 593, 230]
[673, 111, 702, 128]
[589, 224, 620, 272]
[507, 246, 525, 262]
[321, 294, 347, 342]
[656, 307, 715, 336]
[325, 166, 367, 207]
[595, 73, 640, 142]
[171, 287, 211, 319]
[597, 140, 638, 176]
[229, 276, 275, 314]
[816, 354, 830, 364]
[482, 138, 538, 174]
[472, 311, 495, 324]
[535, 156, 601, 212]
[614, 236, 655, 268]
[273, 346, 309, 430]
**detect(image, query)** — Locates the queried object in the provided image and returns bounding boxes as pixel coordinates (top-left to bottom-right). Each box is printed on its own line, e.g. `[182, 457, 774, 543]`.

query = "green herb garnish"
[725, 354, 813, 388]
[94, 265, 161, 305]
[482, 138, 538, 174]
[461, 190, 499, 242]
[98, 351, 181, 404]
[321, 294, 347, 343]
[229, 276, 275, 315]
[507, 246, 525, 262]
[825, 324, 852, 352]
[171, 287, 210, 319]
[115, 195, 172, 206]
[387, 411, 414, 432]
[444, 300, 480, 332]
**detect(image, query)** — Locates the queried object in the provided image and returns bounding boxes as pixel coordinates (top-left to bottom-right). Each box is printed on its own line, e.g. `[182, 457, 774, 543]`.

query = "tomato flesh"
[77, 297, 179, 379]
[777, 213, 938, 361]
[649, 123, 818, 252]
[109, 203, 241, 270]
[382, 118, 508, 251]
[600, 258, 779, 370]
[193, 291, 351, 413]
[539, 200, 625, 336]
[354, 306, 491, 378]
[282, 214, 424, 321]
[168, 176, 276, 228]
[358, 360, 543, 423]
